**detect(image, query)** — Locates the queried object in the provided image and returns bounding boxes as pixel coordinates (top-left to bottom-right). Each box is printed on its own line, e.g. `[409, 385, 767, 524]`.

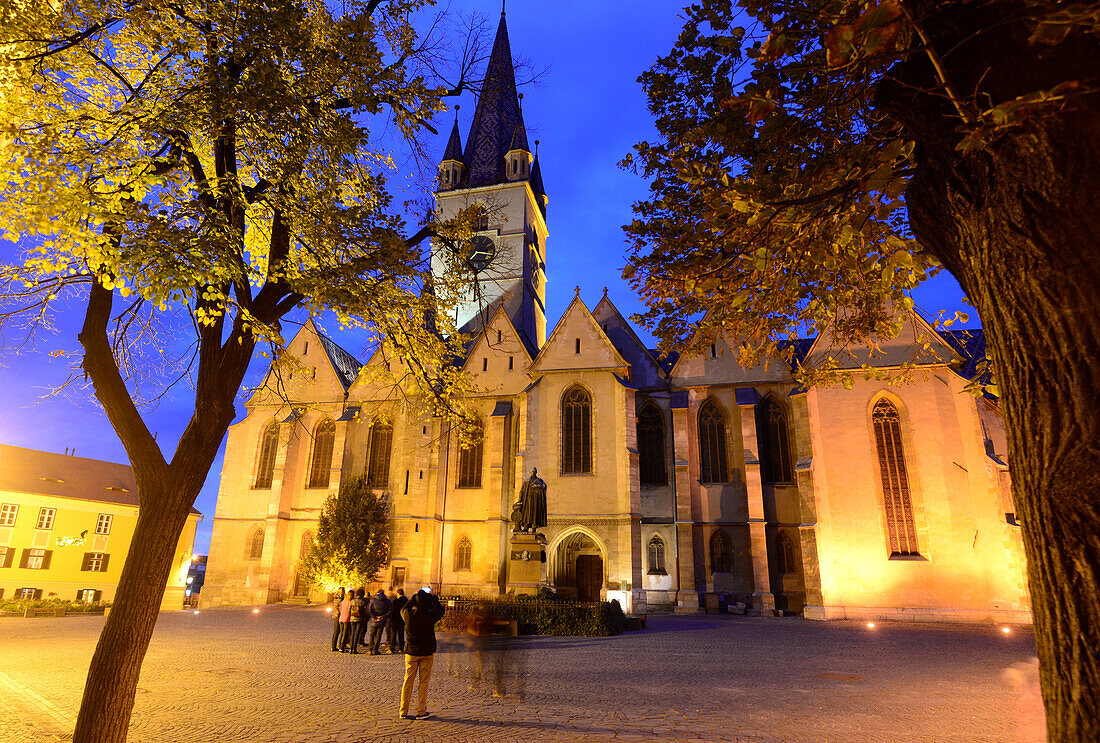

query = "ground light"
[866, 622, 876, 629]
[252, 608, 260, 614]
[326, 607, 332, 613]
[193, 610, 200, 615]
[1001, 626, 1012, 635]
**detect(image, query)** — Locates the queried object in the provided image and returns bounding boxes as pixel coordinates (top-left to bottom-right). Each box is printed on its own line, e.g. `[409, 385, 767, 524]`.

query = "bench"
[24, 607, 66, 618]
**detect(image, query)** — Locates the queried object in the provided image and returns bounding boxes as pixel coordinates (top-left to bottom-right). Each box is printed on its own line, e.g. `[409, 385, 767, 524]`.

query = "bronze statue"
[512, 468, 547, 533]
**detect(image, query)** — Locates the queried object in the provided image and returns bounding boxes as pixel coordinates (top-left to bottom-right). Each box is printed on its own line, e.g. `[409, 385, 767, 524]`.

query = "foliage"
[299, 476, 390, 592]
[0, 597, 111, 614]
[622, 0, 1098, 377]
[437, 593, 626, 637]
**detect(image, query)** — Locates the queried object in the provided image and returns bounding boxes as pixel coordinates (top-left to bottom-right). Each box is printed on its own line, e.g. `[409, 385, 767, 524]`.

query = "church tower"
[433, 10, 549, 350]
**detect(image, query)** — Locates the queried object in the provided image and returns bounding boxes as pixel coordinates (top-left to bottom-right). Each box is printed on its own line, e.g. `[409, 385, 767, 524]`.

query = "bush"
[437, 594, 625, 637]
[0, 597, 111, 614]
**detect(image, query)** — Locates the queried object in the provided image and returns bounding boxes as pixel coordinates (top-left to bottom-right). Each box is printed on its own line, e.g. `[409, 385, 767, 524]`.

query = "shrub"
[0, 597, 111, 614]
[437, 594, 625, 637]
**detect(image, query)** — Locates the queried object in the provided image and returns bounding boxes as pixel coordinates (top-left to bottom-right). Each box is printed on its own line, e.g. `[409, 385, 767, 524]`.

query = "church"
[202, 12, 1030, 624]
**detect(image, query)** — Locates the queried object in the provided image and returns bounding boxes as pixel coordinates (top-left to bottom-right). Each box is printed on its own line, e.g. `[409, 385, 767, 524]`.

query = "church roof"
[529, 152, 546, 213]
[442, 118, 464, 163]
[316, 330, 363, 391]
[463, 12, 528, 187]
[939, 328, 986, 380]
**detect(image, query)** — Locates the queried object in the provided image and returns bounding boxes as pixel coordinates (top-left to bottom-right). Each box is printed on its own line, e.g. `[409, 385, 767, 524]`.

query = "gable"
[460, 307, 534, 396]
[592, 296, 666, 389]
[671, 334, 792, 388]
[803, 304, 959, 371]
[249, 320, 357, 406]
[529, 295, 629, 375]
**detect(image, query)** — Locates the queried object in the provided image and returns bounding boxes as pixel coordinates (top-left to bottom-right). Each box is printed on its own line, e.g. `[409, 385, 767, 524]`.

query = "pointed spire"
[464, 13, 527, 187]
[529, 140, 546, 215]
[442, 106, 464, 163]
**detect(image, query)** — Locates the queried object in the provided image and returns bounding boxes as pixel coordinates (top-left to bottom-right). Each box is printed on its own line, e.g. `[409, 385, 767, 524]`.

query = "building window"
[872, 399, 920, 556]
[778, 532, 798, 574]
[36, 507, 56, 530]
[710, 530, 732, 573]
[21, 548, 51, 570]
[17, 587, 41, 600]
[0, 546, 13, 568]
[391, 565, 406, 588]
[366, 418, 393, 487]
[561, 385, 592, 474]
[648, 536, 667, 575]
[308, 418, 336, 489]
[254, 422, 279, 489]
[95, 513, 113, 535]
[300, 531, 314, 560]
[456, 419, 484, 488]
[82, 552, 110, 572]
[454, 536, 472, 571]
[77, 589, 102, 603]
[0, 503, 17, 526]
[637, 403, 667, 485]
[757, 397, 794, 484]
[698, 401, 729, 484]
[249, 528, 265, 560]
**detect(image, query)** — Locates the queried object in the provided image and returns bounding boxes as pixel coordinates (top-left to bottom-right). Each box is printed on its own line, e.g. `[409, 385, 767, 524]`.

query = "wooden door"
[576, 555, 602, 602]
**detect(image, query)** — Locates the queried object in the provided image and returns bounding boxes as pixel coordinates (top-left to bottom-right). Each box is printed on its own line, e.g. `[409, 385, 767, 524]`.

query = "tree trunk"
[880, 4, 1100, 739]
[72, 488, 194, 743]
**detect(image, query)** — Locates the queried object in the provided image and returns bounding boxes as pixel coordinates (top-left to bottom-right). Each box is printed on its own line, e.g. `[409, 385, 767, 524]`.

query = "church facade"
[202, 13, 1030, 624]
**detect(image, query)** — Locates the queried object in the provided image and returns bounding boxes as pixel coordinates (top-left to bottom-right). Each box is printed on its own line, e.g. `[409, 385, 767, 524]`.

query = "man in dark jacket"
[367, 589, 391, 655]
[388, 588, 408, 654]
[398, 587, 445, 720]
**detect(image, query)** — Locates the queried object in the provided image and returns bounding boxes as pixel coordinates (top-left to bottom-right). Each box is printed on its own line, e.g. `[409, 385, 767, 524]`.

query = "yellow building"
[0, 444, 200, 610]
[203, 12, 1028, 624]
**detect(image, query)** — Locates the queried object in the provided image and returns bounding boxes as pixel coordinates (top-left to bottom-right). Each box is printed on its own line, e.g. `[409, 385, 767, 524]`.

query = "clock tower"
[432, 10, 549, 350]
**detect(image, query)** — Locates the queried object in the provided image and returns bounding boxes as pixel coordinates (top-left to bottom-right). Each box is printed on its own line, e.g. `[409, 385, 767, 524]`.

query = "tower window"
[482, 358, 488, 372]
[575, 338, 581, 354]
[508, 356, 514, 370]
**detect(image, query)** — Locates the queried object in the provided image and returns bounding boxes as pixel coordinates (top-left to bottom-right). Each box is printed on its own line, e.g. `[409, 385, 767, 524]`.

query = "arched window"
[366, 418, 393, 487]
[254, 422, 279, 489]
[778, 531, 797, 574]
[307, 418, 336, 489]
[637, 404, 667, 485]
[561, 385, 592, 474]
[757, 397, 793, 484]
[454, 535, 472, 571]
[249, 527, 265, 560]
[710, 529, 732, 573]
[456, 419, 484, 488]
[698, 401, 728, 483]
[872, 399, 920, 556]
[648, 535, 667, 575]
[300, 531, 314, 560]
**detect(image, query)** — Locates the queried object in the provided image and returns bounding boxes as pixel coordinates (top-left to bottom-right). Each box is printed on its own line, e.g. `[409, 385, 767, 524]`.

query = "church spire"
[463, 12, 527, 187]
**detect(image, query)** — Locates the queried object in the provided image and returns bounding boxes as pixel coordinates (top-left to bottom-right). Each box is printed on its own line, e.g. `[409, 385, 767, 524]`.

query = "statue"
[512, 468, 547, 533]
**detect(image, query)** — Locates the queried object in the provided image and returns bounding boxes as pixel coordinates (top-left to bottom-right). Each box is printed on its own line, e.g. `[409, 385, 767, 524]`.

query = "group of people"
[330, 585, 446, 720]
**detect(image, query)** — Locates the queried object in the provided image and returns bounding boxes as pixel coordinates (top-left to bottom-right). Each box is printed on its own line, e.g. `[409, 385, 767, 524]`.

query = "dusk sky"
[0, 0, 973, 553]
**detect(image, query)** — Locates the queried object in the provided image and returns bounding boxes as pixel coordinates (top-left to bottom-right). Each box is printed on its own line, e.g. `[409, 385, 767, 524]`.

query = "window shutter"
[101, 554, 110, 572]
[81, 553, 91, 571]
[41, 550, 52, 570]
[94, 590, 102, 602]
[34, 589, 43, 600]
[0, 548, 11, 568]
[19, 549, 29, 568]
[76, 589, 84, 601]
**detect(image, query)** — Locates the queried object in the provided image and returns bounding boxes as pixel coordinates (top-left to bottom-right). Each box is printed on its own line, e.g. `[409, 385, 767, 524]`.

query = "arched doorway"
[552, 531, 604, 602]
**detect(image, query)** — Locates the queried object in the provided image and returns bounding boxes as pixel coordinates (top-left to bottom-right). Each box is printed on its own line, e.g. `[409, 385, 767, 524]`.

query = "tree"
[0, 1, 485, 740]
[300, 476, 391, 592]
[623, 2, 1099, 739]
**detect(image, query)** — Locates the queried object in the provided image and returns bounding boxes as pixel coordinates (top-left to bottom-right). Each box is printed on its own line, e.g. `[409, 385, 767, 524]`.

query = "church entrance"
[576, 555, 603, 602]
[552, 531, 604, 602]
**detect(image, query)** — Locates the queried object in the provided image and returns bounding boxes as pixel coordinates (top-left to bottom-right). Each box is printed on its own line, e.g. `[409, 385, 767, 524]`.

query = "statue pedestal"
[507, 532, 547, 596]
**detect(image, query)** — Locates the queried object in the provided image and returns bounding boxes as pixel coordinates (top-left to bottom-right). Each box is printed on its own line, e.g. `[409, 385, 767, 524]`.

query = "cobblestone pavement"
[0, 607, 1040, 743]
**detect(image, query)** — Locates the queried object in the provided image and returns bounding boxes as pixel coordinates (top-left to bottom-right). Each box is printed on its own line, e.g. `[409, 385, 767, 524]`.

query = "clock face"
[468, 235, 496, 273]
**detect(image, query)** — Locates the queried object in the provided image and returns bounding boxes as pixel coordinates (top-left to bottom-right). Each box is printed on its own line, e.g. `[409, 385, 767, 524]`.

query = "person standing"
[388, 588, 407, 654]
[367, 589, 391, 655]
[337, 587, 353, 652]
[330, 587, 346, 652]
[399, 587, 445, 720]
[348, 588, 366, 654]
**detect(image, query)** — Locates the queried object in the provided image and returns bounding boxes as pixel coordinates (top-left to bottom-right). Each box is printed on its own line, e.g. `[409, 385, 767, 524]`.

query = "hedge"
[438, 590, 627, 637]
[0, 597, 111, 614]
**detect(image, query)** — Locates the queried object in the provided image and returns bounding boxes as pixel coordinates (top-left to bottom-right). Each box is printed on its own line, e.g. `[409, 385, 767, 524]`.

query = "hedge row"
[0, 597, 111, 614]
[438, 592, 627, 637]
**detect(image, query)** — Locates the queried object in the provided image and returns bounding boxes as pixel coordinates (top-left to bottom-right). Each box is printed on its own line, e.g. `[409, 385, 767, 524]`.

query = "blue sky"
[0, 0, 972, 553]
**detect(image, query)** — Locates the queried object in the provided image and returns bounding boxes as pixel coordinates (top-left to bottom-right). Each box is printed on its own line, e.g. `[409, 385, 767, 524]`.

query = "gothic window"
[254, 422, 279, 489]
[698, 401, 729, 483]
[457, 419, 484, 488]
[249, 528, 265, 560]
[757, 397, 794, 484]
[307, 418, 336, 489]
[710, 529, 732, 573]
[648, 535, 667, 575]
[561, 385, 592, 474]
[454, 536, 472, 571]
[637, 404, 667, 485]
[300, 531, 314, 560]
[778, 532, 798, 574]
[872, 399, 920, 556]
[366, 418, 393, 488]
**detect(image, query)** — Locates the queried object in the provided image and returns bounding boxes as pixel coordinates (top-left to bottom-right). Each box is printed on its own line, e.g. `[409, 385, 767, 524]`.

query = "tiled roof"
[648, 349, 679, 375]
[0, 444, 200, 514]
[939, 328, 987, 380]
[316, 331, 363, 390]
[463, 13, 527, 187]
[777, 337, 816, 368]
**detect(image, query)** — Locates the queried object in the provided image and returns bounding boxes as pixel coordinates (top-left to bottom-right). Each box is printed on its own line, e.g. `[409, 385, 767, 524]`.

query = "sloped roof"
[463, 13, 527, 187]
[777, 337, 816, 369]
[316, 331, 363, 391]
[0, 444, 200, 514]
[442, 119, 465, 163]
[939, 328, 987, 380]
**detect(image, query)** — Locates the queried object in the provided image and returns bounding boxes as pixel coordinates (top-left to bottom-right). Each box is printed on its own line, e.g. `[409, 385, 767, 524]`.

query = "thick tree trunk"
[880, 4, 1100, 739]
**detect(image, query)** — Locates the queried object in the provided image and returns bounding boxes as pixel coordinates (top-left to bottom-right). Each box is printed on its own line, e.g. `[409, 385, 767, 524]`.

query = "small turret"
[438, 107, 465, 191]
[505, 111, 532, 182]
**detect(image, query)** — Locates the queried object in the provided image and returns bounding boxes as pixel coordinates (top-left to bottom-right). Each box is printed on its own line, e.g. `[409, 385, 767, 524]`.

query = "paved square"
[1, 607, 1039, 742]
